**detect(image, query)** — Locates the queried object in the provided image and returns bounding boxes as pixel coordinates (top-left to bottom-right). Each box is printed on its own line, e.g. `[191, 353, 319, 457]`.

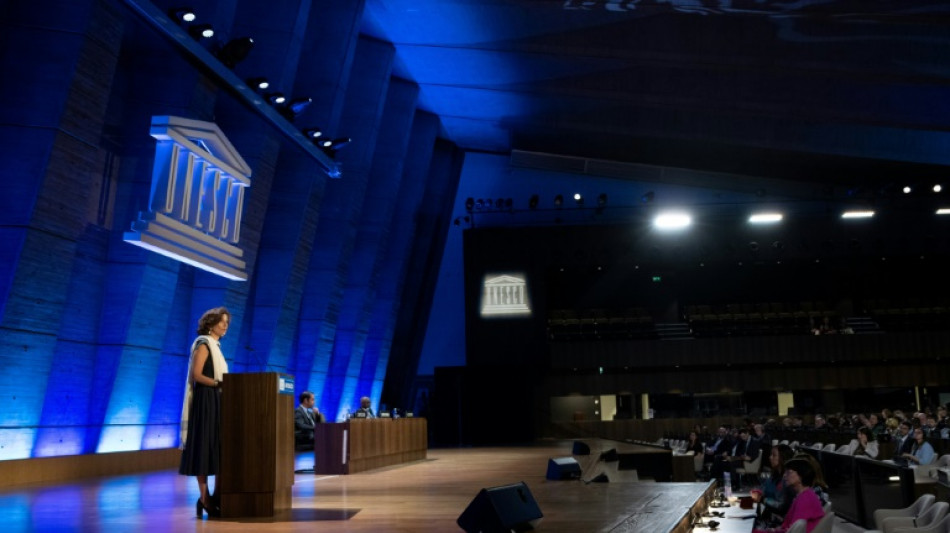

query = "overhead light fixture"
[318, 138, 333, 148]
[288, 97, 313, 116]
[903, 186, 912, 194]
[328, 137, 351, 150]
[935, 184, 943, 193]
[303, 128, 323, 139]
[187, 24, 214, 40]
[465, 198, 475, 212]
[266, 93, 286, 105]
[574, 193, 584, 206]
[169, 8, 196, 23]
[936, 208, 950, 215]
[246, 77, 269, 91]
[749, 213, 783, 224]
[216, 37, 255, 68]
[653, 211, 692, 230]
[597, 193, 607, 207]
[841, 210, 875, 219]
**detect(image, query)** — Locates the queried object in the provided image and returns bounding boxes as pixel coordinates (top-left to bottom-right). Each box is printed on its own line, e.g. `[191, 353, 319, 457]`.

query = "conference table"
[313, 417, 427, 474]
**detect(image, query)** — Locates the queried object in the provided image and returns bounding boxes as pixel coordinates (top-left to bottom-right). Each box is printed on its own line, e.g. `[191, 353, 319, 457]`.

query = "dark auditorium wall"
[0, 0, 459, 460]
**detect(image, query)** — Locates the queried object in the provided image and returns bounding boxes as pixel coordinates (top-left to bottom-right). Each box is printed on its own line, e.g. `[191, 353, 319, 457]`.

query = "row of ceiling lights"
[169, 8, 351, 156]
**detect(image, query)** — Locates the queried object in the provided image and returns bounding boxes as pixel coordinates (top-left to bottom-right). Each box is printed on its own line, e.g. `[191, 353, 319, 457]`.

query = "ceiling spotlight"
[936, 208, 950, 215]
[841, 210, 875, 219]
[935, 184, 943, 193]
[303, 128, 323, 139]
[328, 137, 351, 150]
[653, 211, 692, 230]
[246, 77, 269, 91]
[465, 198, 475, 212]
[529, 195, 539, 209]
[266, 93, 286, 105]
[170, 8, 196, 23]
[187, 24, 214, 40]
[289, 97, 313, 115]
[749, 213, 783, 224]
[475, 199, 485, 210]
[574, 193, 584, 206]
[597, 193, 607, 207]
[903, 186, 912, 194]
[554, 194, 563, 208]
[216, 37, 255, 68]
[318, 138, 333, 148]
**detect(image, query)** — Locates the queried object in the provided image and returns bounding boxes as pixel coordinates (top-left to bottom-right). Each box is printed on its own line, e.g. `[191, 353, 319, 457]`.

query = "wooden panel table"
[314, 418, 427, 475]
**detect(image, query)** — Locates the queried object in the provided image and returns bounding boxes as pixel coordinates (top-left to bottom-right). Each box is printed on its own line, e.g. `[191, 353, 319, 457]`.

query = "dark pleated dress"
[179, 339, 221, 476]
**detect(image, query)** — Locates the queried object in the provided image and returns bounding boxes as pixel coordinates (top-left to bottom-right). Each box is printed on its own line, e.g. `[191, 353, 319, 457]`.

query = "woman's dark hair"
[857, 427, 872, 439]
[771, 444, 795, 481]
[197, 307, 230, 335]
[784, 457, 816, 487]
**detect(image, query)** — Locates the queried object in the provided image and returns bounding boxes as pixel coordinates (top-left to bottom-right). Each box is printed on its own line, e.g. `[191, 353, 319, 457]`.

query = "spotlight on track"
[216, 37, 254, 68]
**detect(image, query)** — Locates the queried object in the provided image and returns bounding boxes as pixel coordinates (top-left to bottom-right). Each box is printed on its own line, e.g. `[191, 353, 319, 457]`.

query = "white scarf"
[179, 335, 229, 448]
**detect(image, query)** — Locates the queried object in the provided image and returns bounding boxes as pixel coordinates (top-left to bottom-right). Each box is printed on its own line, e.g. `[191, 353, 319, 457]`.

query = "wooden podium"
[219, 372, 295, 518]
[314, 418, 427, 474]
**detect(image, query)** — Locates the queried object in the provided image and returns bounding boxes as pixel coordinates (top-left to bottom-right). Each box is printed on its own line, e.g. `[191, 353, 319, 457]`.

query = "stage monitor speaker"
[457, 481, 543, 533]
[572, 440, 591, 456]
[546, 457, 581, 480]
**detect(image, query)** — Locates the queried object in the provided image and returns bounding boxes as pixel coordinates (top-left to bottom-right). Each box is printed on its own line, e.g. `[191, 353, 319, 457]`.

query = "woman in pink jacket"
[753, 457, 825, 533]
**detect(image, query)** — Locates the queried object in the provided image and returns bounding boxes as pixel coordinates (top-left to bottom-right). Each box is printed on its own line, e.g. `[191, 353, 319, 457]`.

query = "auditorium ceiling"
[361, 0, 950, 199]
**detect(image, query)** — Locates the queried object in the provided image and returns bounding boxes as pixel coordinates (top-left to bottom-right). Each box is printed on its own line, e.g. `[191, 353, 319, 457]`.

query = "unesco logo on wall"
[480, 274, 531, 318]
[124, 116, 252, 280]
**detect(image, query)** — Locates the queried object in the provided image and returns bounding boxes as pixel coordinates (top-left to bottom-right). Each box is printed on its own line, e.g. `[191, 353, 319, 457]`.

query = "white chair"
[786, 518, 808, 533]
[835, 443, 850, 453]
[883, 502, 949, 533]
[779, 439, 789, 445]
[772, 439, 779, 446]
[735, 449, 763, 485]
[890, 512, 950, 533]
[812, 511, 836, 533]
[789, 440, 800, 450]
[811, 442, 823, 450]
[821, 443, 836, 452]
[874, 494, 937, 530]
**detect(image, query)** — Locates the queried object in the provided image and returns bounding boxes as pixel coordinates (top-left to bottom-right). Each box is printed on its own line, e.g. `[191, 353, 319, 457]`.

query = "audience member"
[902, 427, 936, 466]
[843, 427, 878, 459]
[751, 444, 796, 529]
[711, 427, 760, 491]
[704, 426, 733, 465]
[753, 457, 825, 533]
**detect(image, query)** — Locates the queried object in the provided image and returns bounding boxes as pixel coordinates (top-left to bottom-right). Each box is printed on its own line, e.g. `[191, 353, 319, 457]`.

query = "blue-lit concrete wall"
[0, 0, 459, 460]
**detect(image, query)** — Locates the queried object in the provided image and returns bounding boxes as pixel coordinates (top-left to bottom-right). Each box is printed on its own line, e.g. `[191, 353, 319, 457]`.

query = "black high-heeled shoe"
[197, 497, 220, 518]
[196, 498, 204, 518]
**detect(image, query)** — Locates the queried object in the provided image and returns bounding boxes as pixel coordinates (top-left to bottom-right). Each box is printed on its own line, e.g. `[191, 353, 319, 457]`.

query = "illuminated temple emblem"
[481, 274, 531, 317]
[124, 116, 251, 280]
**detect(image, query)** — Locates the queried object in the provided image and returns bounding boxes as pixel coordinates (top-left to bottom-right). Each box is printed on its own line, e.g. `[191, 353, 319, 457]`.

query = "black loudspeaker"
[572, 440, 591, 456]
[546, 457, 582, 480]
[457, 482, 543, 533]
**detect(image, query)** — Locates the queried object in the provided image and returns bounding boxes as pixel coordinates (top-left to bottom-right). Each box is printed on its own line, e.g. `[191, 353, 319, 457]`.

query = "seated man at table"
[294, 391, 324, 449]
[353, 396, 376, 418]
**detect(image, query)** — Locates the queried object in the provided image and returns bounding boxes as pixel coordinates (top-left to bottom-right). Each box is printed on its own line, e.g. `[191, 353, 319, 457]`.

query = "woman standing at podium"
[179, 307, 230, 518]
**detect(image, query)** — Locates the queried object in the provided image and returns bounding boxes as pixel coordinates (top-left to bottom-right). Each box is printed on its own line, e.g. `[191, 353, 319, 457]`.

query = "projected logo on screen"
[480, 274, 531, 317]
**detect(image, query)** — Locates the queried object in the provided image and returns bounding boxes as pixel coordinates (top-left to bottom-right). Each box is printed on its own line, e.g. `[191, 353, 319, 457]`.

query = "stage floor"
[0, 441, 717, 532]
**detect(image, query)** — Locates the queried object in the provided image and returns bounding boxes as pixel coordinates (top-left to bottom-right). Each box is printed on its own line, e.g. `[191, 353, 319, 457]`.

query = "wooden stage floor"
[0, 441, 718, 532]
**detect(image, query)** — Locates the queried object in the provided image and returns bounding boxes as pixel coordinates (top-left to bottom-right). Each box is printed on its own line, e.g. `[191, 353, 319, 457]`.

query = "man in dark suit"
[354, 396, 375, 418]
[711, 427, 761, 491]
[294, 391, 323, 449]
[893, 420, 914, 461]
